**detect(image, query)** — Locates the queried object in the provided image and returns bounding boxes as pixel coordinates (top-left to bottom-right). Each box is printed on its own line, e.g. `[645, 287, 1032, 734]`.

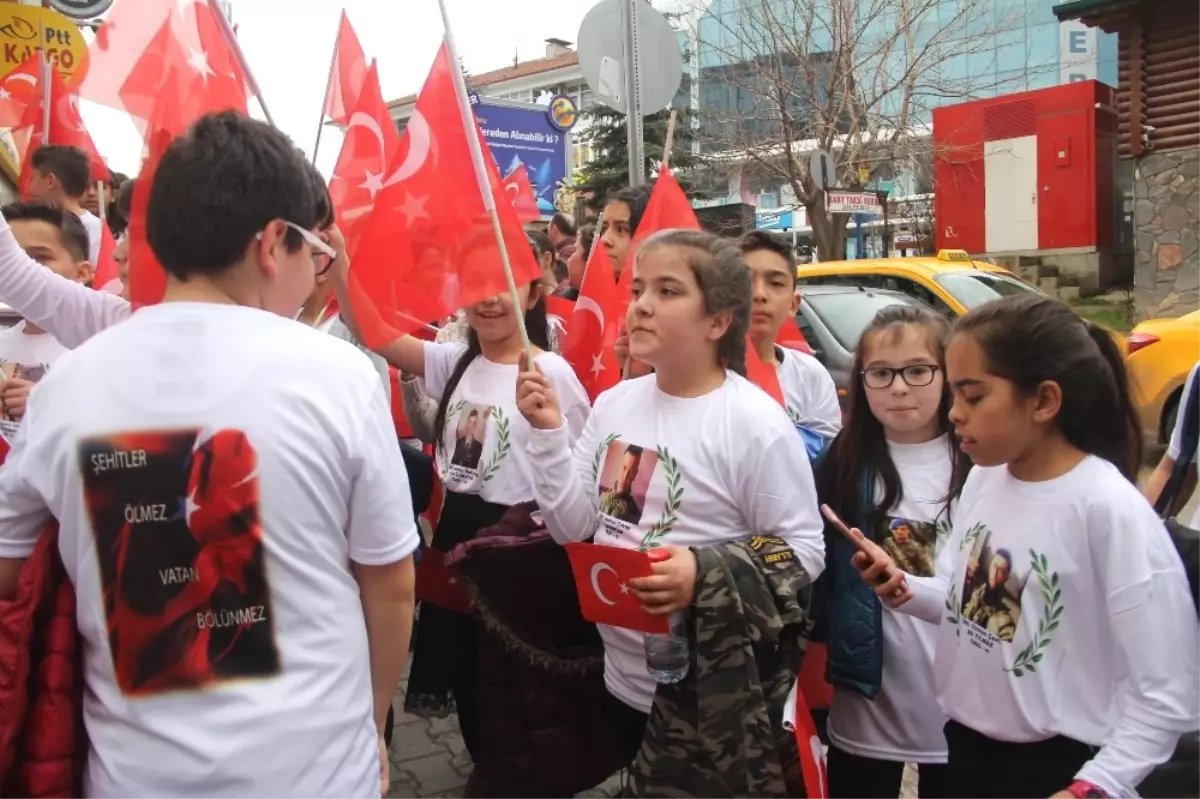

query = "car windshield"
[803, 291, 920, 351]
[935, 271, 1040, 309]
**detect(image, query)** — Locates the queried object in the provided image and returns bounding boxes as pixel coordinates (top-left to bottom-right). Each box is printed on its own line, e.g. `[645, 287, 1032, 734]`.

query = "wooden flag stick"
[662, 109, 678, 171]
[206, 0, 276, 127]
[436, 0, 535, 363]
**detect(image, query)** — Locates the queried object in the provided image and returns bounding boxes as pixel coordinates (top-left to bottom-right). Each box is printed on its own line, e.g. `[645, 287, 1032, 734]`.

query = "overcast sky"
[80, 0, 600, 177]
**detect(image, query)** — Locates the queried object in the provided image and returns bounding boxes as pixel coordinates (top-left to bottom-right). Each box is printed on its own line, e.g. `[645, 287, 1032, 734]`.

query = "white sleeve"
[83, 213, 102, 265]
[902, 531, 961, 625]
[538, 355, 591, 447]
[742, 428, 825, 581]
[803, 359, 843, 438]
[0, 402, 52, 559]
[422, 341, 469, 399]
[1074, 497, 1200, 796]
[0, 213, 130, 348]
[1167, 363, 1199, 460]
[525, 393, 605, 545]
[346, 381, 421, 566]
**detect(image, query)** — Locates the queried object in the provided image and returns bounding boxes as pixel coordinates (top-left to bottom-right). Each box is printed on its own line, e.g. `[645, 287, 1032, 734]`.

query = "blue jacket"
[812, 465, 885, 699]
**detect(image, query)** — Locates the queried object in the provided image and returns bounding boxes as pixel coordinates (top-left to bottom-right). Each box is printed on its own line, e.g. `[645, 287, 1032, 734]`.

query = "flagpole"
[39, 50, 51, 145]
[662, 109, 677, 171]
[312, 21, 341, 164]
[97, 180, 106, 225]
[205, 0, 276, 128]
[435, 0, 534, 361]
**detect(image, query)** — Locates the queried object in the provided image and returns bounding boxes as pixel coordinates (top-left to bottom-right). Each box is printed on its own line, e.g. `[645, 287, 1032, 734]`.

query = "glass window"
[934, 271, 1041, 309]
[804, 292, 922, 351]
[874, 275, 956, 316]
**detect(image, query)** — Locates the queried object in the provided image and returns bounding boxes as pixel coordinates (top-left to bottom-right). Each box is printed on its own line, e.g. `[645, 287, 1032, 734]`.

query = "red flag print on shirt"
[79, 428, 280, 697]
[565, 543, 668, 634]
[347, 43, 541, 349]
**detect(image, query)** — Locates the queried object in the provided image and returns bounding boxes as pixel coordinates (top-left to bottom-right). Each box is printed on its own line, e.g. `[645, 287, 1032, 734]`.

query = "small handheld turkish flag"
[565, 543, 668, 634]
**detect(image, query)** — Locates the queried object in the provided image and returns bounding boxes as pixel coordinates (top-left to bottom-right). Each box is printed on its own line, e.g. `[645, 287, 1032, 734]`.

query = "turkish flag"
[323, 11, 369, 126]
[564, 542, 668, 634]
[777, 316, 814, 355]
[0, 57, 43, 130]
[545, 294, 574, 340]
[790, 681, 829, 798]
[348, 42, 541, 349]
[92, 222, 119, 288]
[614, 169, 700, 319]
[13, 66, 109, 192]
[415, 548, 473, 614]
[329, 60, 399, 257]
[84, 0, 253, 129]
[745, 335, 785, 406]
[561, 236, 621, 400]
[501, 163, 540, 223]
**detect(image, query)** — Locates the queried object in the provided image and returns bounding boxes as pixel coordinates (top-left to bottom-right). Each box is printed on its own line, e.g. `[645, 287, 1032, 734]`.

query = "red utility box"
[933, 80, 1116, 254]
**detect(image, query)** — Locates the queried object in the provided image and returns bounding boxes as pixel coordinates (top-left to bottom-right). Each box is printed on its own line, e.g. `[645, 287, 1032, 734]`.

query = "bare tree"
[681, 0, 1038, 259]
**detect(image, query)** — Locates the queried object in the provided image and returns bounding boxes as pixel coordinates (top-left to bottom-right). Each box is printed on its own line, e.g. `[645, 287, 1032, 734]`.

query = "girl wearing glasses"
[815, 304, 971, 798]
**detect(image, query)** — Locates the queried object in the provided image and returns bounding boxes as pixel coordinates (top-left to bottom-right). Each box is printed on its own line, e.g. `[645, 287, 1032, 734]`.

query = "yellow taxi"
[1126, 310, 1200, 445]
[795, 249, 1041, 315]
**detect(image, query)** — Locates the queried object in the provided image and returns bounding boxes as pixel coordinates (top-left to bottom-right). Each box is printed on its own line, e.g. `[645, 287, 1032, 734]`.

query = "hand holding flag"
[565, 543, 669, 634]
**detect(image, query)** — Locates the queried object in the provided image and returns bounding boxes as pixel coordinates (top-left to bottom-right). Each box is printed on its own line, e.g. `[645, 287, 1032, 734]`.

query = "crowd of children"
[0, 113, 1194, 799]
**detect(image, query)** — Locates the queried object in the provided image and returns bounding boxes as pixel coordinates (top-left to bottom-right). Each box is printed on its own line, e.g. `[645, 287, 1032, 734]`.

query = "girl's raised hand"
[516, 351, 563, 430]
[849, 535, 914, 608]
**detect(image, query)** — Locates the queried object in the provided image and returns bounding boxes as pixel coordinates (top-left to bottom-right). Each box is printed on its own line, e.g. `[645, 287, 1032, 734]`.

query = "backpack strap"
[1156, 366, 1200, 517]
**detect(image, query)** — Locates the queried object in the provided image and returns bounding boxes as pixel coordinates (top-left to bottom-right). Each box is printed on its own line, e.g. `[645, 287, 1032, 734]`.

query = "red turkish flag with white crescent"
[564, 542, 668, 634]
[501, 163, 540, 223]
[561, 238, 621, 400]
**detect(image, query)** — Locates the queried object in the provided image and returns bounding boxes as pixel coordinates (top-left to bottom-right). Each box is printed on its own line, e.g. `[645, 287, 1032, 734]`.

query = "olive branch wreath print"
[1005, 549, 1062, 677]
[639, 446, 682, 551]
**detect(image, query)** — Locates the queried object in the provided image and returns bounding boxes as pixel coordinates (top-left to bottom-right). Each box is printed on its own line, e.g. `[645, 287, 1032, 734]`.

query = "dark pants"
[827, 745, 949, 798]
[602, 689, 649, 766]
[944, 720, 1095, 798]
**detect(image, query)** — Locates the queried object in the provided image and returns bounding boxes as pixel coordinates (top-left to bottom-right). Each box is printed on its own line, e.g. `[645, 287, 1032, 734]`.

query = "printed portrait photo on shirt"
[879, 516, 939, 578]
[451, 402, 490, 471]
[0, 360, 48, 433]
[597, 440, 659, 529]
[78, 427, 279, 697]
[960, 529, 1026, 643]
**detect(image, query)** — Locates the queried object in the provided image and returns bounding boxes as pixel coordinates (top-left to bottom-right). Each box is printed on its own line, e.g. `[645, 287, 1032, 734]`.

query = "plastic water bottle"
[644, 611, 689, 683]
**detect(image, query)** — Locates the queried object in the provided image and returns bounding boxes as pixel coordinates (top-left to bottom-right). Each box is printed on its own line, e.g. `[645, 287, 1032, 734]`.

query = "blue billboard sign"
[474, 100, 569, 215]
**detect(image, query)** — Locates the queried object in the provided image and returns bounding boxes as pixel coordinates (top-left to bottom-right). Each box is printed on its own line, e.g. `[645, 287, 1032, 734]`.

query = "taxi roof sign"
[937, 249, 972, 262]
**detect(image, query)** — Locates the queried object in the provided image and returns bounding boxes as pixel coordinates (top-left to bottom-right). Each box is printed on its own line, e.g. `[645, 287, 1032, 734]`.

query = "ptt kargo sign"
[0, 4, 89, 86]
[826, 191, 883, 216]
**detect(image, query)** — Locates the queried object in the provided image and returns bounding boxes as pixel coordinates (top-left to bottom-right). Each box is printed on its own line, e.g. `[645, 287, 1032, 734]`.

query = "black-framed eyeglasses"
[861, 364, 940, 389]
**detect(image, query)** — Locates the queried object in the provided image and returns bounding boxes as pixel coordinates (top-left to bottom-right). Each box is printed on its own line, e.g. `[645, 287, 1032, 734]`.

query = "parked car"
[1126, 310, 1200, 446]
[795, 284, 938, 409]
[797, 249, 1041, 315]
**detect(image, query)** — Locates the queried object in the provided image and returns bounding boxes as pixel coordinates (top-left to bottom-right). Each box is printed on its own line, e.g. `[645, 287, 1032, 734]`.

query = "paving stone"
[394, 751, 467, 798]
[390, 719, 447, 764]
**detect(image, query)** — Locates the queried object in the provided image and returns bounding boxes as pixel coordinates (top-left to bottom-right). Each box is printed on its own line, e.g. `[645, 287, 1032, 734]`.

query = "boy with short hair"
[0, 201, 92, 439]
[0, 111, 417, 797]
[737, 229, 842, 438]
[26, 145, 102, 264]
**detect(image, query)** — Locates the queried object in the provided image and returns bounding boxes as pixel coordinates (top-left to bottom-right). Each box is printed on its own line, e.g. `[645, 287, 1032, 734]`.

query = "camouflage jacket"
[629, 536, 814, 798]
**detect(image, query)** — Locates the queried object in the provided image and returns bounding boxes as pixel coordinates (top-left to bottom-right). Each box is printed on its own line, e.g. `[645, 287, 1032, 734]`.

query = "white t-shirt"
[425, 340, 590, 506]
[777, 347, 841, 438]
[78, 209, 102, 265]
[904, 457, 1199, 797]
[0, 321, 68, 441]
[0, 302, 420, 798]
[1167, 363, 1199, 529]
[527, 372, 826, 712]
[826, 435, 952, 763]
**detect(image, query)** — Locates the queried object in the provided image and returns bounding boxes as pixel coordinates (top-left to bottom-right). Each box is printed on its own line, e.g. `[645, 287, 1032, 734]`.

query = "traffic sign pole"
[622, 0, 645, 187]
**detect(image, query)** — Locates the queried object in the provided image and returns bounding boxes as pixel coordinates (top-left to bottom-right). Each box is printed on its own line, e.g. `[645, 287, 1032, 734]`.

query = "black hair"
[954, 294, 1141, 481]
[994, 547, 1012, 567]
[527, 229, 554, 259]
[108, 171, 129, 190]
[577, 223, 595, 257]
[432, 287, 552, 454]
[737, 229, 798, 286]
[146, 111, 327, 282]
[552, 258, 569, 283]
[625, 444, 644, 458]
[2, 200, 90, 262]
[30, 145, 91, 198]
[107, 177, 136, 238]
[467, 409, 479, 419]
[637, 228, 751, 376]
[606, 185, 653, 236]
[550, 212, 576, 238]
[820, 304, 972, 529]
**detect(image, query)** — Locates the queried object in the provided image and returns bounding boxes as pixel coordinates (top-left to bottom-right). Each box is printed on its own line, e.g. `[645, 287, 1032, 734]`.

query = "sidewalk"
[385, 677, 917, 798]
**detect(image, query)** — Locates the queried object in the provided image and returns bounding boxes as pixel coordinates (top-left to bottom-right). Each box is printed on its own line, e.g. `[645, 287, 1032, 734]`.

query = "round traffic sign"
[576, 0, 683, 116]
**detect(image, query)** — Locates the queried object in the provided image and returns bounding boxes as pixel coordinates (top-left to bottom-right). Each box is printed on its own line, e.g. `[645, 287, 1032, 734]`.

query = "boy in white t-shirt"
[0, 112, 418, 798]
[0, 202, 93, 441]
[25, 144, 102, 265]
[738, 230, 842, 437]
